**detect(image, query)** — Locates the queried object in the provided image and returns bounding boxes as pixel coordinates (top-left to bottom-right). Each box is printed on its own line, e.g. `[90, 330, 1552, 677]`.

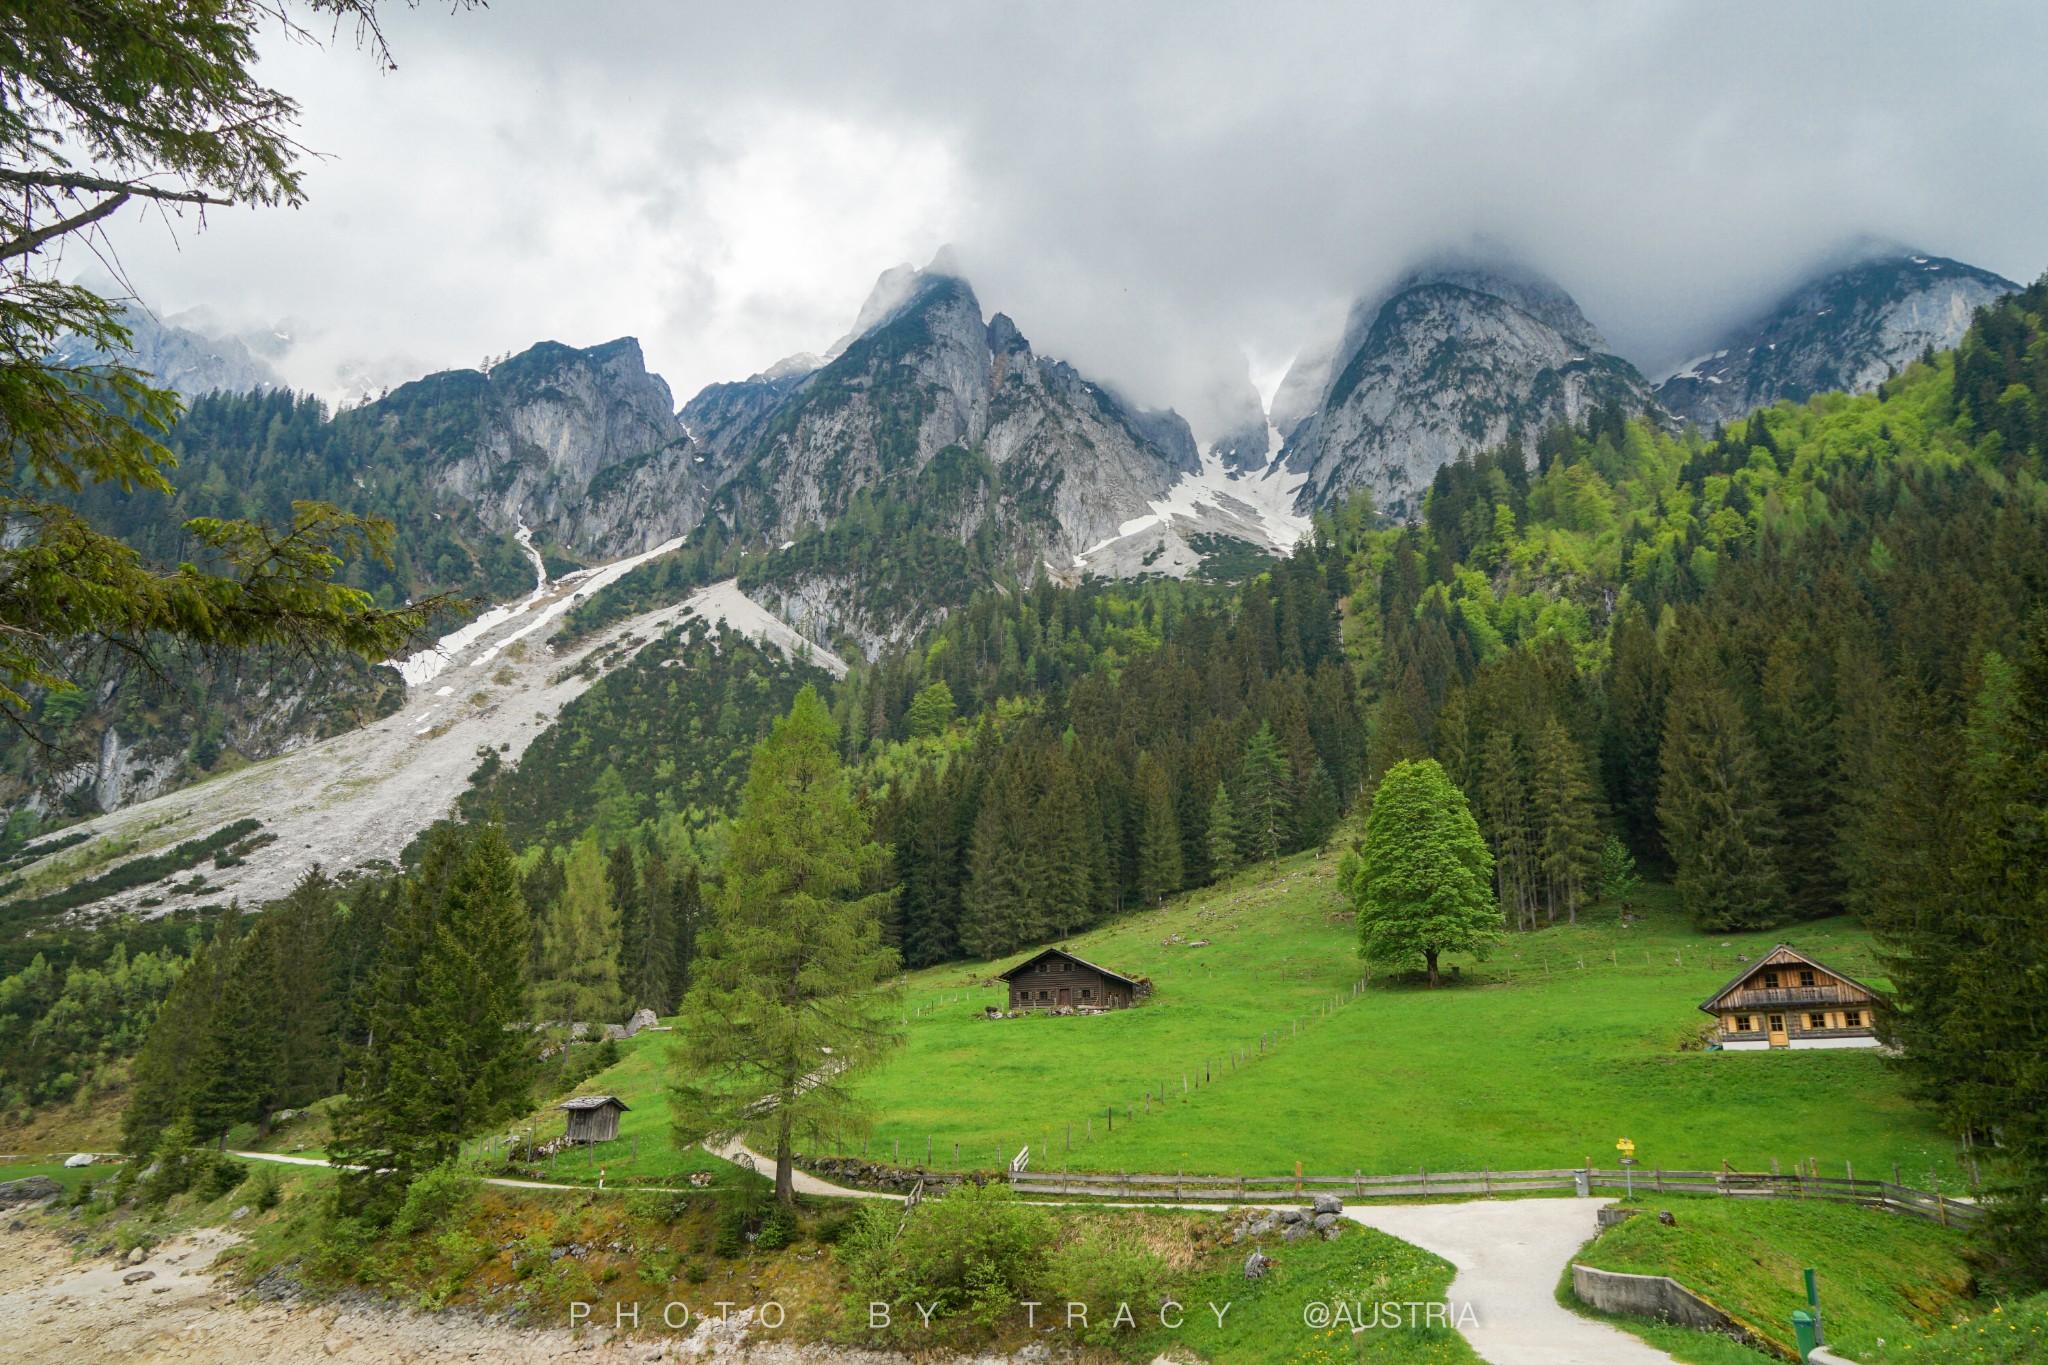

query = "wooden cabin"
[998, 947, 1148, 1013]
[559, 1094, 629, 1143]
[1698, 945, 1882, 1051]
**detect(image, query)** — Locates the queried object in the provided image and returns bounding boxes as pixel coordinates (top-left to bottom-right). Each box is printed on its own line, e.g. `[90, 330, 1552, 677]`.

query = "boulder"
[127, 1245, 148, 1265]
[603, 1024, 629, 1042]
[63, 1153, 94, 1168]
[1312, 1213, 1339, 1231]
[1278, 1208, 1305, 1225]
[1243, 1251, 1275, 1280]
[123, 1269, 155, 1285]
[1313, 1193, 1344, 1215]
[627, 1008, 659, 1035]
[0, 1176, 64, 1207]
[1281, 1222, 1312, 1242]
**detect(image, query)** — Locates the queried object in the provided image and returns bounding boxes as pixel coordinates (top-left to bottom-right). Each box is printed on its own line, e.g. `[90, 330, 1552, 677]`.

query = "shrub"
[814, 1206, 859, 1245]
[390, 1165, 479, 1238]
[754, 1204, 799, 1251]
[249, 1164, 283, 1212]
[1046, 1219, 1172, 1345]
[197, 1153, 247, 1201]
[845, 1182, 1050, 1330]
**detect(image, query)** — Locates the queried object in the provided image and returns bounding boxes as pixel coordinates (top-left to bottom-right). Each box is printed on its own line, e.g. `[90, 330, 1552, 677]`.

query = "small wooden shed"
[998, 947, 1148, 1013]
[559, 1094, 629, 1144]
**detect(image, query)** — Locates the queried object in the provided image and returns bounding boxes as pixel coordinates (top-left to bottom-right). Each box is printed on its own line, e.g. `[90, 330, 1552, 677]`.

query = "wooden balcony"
[1728, 986, 1859, 1008]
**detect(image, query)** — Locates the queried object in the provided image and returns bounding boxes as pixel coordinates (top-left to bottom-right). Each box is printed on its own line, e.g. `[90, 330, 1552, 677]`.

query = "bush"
[814, 1206, 859, 1245]
[754, 1204, 799, 1251]
[390, 1165, 479, 1238]
[139, 1120, 245, 1206]
[844, 1182, 1050, 1329]
[197, 1153, 247, 1201]
[249, 1164, 283, 1212]
[1046, 1219, 1171, 1346]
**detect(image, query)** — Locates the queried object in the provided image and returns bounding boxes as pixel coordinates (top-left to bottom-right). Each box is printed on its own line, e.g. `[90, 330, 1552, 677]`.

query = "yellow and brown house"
[1699, 944, 1882, 1051]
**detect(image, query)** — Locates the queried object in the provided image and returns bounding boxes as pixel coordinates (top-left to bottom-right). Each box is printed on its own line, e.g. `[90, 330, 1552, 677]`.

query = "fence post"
[1420, 1166, 1428, 1194]
[1355, 1168, 1362, 1197]
[1484, 1165, 1492, 1196]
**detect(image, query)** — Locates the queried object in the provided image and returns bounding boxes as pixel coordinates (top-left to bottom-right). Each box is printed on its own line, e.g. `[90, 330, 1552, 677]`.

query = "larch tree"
[1349, 758, 1500, 986]
[669, 685, 902, 1205]
[534, 835, 623, 1024]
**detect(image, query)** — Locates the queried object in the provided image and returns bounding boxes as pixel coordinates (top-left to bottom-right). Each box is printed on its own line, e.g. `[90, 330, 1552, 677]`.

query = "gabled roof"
[559, 1094, 630, 1111]
[997, 946, 1142, 989]
[1698, 944, 1883, 1015]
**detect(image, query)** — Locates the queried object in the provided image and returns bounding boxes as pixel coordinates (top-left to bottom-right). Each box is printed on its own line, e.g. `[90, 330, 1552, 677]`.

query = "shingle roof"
[996, 946, 1142, 988]
[1697, 944, 1883, 1015]
[558, 1094, 630, 1111]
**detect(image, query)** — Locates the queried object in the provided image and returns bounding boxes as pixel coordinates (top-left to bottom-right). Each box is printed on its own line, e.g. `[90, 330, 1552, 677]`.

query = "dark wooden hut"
[559, 1094, 629, 1143]
[998, 947, 1148, 1013]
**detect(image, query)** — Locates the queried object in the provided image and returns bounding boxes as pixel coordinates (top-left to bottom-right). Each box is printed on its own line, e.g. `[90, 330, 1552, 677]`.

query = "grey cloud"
[97, 0, 2048, 431]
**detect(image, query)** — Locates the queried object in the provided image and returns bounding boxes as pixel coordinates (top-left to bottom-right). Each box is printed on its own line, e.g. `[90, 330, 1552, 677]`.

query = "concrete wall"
[1789, 1035, 1881, 1050]
[1571, 1264, 1782, 1355]
[1720, 1037, 1771, 1050]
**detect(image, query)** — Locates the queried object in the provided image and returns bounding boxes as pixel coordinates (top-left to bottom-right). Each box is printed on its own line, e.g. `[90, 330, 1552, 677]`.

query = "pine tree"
[269, 868, 341, 1109]
[608, 841, 645, 1007]
[1477, 730, 1537, 930]
[1236, 722, 1291, 863]
[1658, 655, 1785, 931]
[1757, 634, 1842, 912]
[670, 686, 902, 1205]
[668, 860, 704, 1007]
[534, 835, 624, 1024]
[1292, 759, 1340, 850]
[632, 843, 678, 1014]
[1530, 720, 1602, 925]
[1350, 759, 1501, 986]
[123, 925, 236, 1154]
[330, 820, 533, 1215]
[897, 771, 962, 967]
[1205, 781, 1240, 880]
[1133, 754, 1182, 906]
[189, 920, 283, 1144]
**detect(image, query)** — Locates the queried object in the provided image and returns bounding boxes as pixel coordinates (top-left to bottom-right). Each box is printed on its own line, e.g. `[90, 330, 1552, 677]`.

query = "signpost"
[1617, 1137, 1638, 1199]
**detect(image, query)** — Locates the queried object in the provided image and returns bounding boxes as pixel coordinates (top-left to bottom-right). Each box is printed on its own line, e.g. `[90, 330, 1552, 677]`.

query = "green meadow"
[541, 850, 1956, 1190]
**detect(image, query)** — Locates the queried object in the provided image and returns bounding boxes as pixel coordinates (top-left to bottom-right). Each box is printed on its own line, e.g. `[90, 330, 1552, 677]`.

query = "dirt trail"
[38, 571, 825, 922]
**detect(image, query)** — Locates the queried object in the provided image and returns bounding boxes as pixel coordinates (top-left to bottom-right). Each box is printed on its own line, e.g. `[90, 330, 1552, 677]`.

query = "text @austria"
[568, 1299, 1478, 1332]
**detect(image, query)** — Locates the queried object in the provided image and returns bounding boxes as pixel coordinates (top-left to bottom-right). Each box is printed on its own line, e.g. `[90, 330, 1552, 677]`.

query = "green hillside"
[543, 851, 1952, 1188]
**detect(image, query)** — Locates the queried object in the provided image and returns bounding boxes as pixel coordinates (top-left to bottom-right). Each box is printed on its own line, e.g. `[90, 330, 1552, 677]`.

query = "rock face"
[1656, 250, 2020, 427]
[373, 338, 707, 560]
[690, 261, 1204, 654]
[1277, 260, 1659, 518]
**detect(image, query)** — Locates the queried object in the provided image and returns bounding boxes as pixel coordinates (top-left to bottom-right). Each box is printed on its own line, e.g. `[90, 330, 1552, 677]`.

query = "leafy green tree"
[669, 686, 902, 1204]
[906, 679, 956, 738]
[1236, 722, 1290, 863]
[534, 835, 623, 1024]
[330, 819, 532, 1216]
[1350, 758, 1500, 986]
[1205, 782, 1240, 878]
[1133, 754, 1182, 905]
[1658, 652, 1785, 931]
[0, 2, 451, 729]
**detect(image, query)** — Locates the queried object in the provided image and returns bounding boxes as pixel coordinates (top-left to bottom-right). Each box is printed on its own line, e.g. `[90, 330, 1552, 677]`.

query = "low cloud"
[97, 1, 2048, 430]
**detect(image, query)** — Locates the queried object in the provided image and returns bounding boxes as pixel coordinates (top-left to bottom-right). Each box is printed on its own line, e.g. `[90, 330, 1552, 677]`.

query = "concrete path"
[1346, 1199, 1680, 1365]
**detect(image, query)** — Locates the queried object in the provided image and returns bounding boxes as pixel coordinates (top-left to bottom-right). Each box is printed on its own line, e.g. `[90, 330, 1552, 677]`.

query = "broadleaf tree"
[1349, 758, 1501, 986]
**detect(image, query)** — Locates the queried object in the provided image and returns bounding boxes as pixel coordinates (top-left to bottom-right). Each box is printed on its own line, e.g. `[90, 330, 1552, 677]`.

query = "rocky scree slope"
[1275, 262, 1660, 518]
[1656, 250, 2020, 427]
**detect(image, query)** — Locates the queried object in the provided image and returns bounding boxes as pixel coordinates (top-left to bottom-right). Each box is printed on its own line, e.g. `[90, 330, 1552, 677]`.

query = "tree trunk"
[1425, 949, 1440, 988]
[774, 1108, 796, 1205]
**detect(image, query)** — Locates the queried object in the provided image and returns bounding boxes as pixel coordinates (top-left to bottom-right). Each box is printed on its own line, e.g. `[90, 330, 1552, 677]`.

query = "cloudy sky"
[95, 0, 2048, 438]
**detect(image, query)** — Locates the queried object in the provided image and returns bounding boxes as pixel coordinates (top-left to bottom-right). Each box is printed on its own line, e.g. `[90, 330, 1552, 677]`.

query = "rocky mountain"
[1275, 261, 1659, 518]
[381, 337, 709, 560]
[50, 304, 283, 400]
[683, 263, 1215, 652]
[1655, 250, 2020, 427]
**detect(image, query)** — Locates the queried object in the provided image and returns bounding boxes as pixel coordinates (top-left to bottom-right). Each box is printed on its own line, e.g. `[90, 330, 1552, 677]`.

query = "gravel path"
[1345, 1199, 1679, 1365]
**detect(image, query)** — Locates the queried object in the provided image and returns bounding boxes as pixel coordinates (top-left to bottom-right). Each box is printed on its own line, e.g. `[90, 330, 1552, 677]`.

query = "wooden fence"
[1006, 1164, 1981, 1226]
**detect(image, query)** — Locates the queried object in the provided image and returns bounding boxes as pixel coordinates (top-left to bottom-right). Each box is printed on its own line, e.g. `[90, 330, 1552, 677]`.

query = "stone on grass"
[0, 1176, 63, 1207]
[1313, 1193, 1344, 1215]
[1243, 1251, 1275, 1280]
[1312, 1213, 1339, 1231]
[63, 1153, 94, 1168]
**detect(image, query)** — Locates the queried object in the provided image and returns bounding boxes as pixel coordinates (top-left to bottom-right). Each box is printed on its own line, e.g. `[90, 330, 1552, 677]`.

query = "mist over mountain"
[1274, 260, 1660, 518]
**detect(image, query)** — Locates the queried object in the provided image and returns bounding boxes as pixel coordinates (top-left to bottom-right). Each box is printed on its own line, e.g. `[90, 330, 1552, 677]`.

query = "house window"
[1807, 1012, 1828, 1030]
[1733, 1015, 1753, 1032]
[1762, 971, 1780, 989]
[1768, 1013, 1785, 1033]
[1844, 1010, 1863, 1028]
[1799, 969, 1816, 988]
[1038, 990, 1050, 1000]
[1082, 988, 1093, 999]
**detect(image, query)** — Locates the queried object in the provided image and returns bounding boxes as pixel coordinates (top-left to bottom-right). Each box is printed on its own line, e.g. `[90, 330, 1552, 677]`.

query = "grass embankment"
[1572, 1195, 1978, 1362]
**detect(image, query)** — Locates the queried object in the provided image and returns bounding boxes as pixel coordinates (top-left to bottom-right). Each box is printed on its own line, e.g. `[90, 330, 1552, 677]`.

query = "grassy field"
[839, 853, 1952, 1181]
[526, 851, 1958, 1193]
